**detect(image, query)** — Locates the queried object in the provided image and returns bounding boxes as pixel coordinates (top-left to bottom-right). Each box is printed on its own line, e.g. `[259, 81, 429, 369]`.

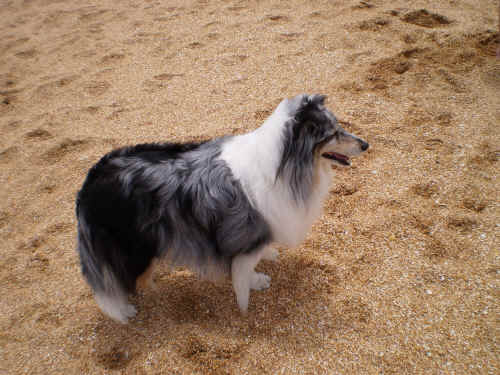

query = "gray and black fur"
[277, 94, 335, 201]
[76, 140, 272, 296]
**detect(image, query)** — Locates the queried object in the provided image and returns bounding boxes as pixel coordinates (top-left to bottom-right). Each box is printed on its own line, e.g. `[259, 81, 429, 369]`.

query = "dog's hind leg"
[94, 268, 137, 324]
[231, 248, 270, 314]
[95, 293, 137, 324]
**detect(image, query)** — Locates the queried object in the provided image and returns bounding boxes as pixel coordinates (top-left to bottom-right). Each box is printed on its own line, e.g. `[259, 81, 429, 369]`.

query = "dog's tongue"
[322, 152, 351, 165]
[330, 152, 348, 162]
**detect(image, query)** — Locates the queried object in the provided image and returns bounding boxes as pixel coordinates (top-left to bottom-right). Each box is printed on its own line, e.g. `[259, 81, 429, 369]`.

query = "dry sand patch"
[1, 0, 498, 374]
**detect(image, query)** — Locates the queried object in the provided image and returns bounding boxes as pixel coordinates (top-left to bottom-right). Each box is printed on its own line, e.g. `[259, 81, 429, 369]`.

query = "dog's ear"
[286, 94, 309, 115]
[293, 93, 327, 110]
[288, 94, 326, 122]
[310, 94, 327, 106]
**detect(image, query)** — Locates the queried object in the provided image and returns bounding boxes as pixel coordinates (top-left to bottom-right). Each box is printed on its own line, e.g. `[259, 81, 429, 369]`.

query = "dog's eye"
[320, 133, 335, 145]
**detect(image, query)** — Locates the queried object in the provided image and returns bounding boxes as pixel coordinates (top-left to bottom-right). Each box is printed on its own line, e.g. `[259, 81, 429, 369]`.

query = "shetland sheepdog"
[76, 94, 369, 323]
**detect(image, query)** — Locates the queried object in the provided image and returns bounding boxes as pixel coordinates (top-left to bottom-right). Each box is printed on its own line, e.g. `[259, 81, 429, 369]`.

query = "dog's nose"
[361, 141, 369, 151]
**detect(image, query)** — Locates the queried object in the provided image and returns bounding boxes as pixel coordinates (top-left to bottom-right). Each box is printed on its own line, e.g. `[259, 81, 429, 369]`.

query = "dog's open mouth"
[322, 152, 350, 165]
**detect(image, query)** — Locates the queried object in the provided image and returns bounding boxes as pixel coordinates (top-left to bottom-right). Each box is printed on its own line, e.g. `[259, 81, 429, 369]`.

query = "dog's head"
[279, 94, 369, 169]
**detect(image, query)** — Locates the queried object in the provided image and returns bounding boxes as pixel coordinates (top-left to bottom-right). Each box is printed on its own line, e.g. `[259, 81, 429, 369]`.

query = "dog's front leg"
[261, 247, 279, 262]
[231, 248, 271, 314]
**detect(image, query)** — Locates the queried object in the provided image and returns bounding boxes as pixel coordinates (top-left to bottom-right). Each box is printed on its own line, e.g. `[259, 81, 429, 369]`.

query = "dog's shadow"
[91, 253, 341, 370]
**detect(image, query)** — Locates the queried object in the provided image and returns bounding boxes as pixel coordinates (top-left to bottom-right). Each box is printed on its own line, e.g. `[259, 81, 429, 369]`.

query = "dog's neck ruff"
[219, 99, 333, 247]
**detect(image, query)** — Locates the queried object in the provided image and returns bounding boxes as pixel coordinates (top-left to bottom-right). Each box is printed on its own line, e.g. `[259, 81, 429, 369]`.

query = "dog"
[76, 94, 369, 323]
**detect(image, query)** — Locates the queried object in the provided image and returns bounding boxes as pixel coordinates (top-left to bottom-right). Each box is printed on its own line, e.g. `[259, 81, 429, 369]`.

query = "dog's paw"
[251, 272, 271, 290]
[96, 294, 137, 324]
[262, 247, 279, 262]
[124, 304, 137, 319]
[116, 303, 137, 324]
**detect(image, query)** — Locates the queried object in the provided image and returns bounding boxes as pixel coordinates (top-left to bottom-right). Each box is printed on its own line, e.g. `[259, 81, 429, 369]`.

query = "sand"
[1, 0, 499, 374]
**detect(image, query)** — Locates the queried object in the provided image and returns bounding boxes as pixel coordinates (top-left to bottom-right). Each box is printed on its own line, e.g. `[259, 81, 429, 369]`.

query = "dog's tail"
[76, 211, 137, 323]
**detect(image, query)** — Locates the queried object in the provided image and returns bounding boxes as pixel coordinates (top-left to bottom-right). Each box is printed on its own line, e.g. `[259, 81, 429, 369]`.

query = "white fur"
[261, 247, 279, 261]
[95, 293, 137, 324]
[220, 99, 334, 248]
[231, 247, 269, 313]
[222, 99, 335, 313]
[94, 268, 137, 324]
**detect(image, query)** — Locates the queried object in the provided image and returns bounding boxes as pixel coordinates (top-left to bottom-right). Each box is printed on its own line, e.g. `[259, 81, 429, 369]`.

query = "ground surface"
[1, 0, 499, 374]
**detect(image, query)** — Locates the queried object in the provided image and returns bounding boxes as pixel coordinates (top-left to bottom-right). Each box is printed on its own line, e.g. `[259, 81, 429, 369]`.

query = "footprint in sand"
[94, 347, 132, 371]
[153, 16, 171, 22]
[463, 196, 488, 213]
[0, 146, 20, 164]
[203, 21, 221, 28]
[0, 210, 11, 230]
[17, 222, 73, 275]
[154, 73, 184, 80]
[15, 49, 37, 59]
[447, 216, 478, 233]
[264, 14, 290, 24]
[28, 254, 50, 272]
[411, 182, 439, 199]
[87, 22, 104, 36]
[149, 38, 175, 57]
[187, 41, 204, 49]
[0, 74, 17, 89]
[220, 55, 248, 66]
[226, 5, 247, 13]
[2, 120, 22, 133]
[24, 128, 53, 141]
[39, 182, 57, 194]
[42, 138, 91, 164]
[82, 106, 101, 115]
[100, 53, 126, 65]
[204, 32, 220, 41]
[78, 9, 109, 23]
[1, 93, 17, 108]
[33, 75, 79, 99]
[73, 50, 97, 58]
[143, 74, 183, 93]
[401, 9, 451, 28]
[35, 310, 63, 327]
[0, 75, 23, 113]
[365, 48, 425, 90]
[352, 1, 375, 10]
[278, 32, 303, 42]
[4, 37, 30, 52]
[83, 81, 111, 96]
[476, 31, 499, 57]
[358, 17, 390, 31]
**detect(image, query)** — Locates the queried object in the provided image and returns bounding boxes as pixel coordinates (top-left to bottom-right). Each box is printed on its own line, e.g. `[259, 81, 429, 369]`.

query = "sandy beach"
[1, 0, 499, 373]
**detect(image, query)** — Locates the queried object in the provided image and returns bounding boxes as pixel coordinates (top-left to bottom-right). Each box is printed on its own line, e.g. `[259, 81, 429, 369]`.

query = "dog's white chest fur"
[219, 101, 334, 248]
